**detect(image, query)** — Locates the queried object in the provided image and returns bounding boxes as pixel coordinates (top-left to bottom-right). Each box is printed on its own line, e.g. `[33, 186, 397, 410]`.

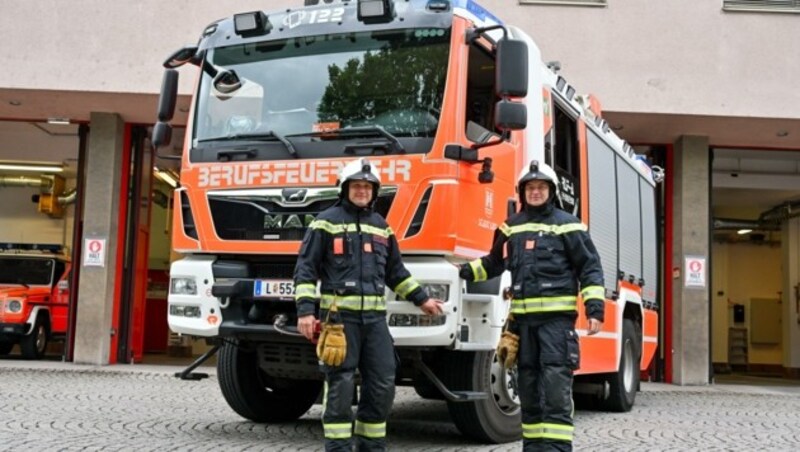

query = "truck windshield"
[192, 28, 450, 159]
[0, 257, 54, 286]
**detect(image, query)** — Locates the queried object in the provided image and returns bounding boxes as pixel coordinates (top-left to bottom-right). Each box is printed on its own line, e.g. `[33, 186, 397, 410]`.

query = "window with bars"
[519, 0, 606, 6]
[723, 0, 800, 13]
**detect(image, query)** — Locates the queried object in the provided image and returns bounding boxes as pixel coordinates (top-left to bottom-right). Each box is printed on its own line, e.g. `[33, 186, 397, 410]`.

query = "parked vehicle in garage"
[0, 243, 71, 359]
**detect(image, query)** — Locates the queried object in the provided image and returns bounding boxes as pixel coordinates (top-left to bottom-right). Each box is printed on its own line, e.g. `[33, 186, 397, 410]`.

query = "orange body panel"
[175, 17, 520, 259]
[575, 298, 619, 374]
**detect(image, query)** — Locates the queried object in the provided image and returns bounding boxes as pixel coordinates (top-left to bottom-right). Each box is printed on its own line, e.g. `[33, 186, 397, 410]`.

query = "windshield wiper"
[287, 125, 405, 154]
[199, 131, 298, 159]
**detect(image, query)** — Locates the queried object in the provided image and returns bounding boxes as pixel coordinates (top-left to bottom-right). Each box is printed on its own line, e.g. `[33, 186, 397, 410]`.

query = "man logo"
[264, 214, 316, 230]
[282, 188, 308, 203]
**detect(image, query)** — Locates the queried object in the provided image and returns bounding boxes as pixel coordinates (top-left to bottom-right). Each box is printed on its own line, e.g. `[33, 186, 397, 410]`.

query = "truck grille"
[208, 187, 396, 241]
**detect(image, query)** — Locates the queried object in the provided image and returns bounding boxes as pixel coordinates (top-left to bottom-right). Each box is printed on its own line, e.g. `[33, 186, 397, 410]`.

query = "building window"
[519, 0, 606, 6]
[723, 0, 800, 13]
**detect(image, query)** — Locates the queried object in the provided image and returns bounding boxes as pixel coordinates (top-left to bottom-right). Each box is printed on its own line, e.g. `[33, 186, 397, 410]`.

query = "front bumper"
[0, 323, 26, 337]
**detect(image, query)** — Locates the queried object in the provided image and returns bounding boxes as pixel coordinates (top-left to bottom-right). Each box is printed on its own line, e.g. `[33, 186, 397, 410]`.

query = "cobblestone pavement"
[1, 360, 799, 451]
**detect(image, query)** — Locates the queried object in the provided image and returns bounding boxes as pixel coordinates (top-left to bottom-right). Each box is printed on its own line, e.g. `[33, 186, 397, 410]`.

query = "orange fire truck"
[155, 0, 660, 443]
[0, 243, 71, 359]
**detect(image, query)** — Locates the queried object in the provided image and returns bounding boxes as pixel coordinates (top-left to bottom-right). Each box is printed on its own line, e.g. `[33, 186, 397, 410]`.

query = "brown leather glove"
[316, 323, 346, 367]
[496, 330, 520, 369]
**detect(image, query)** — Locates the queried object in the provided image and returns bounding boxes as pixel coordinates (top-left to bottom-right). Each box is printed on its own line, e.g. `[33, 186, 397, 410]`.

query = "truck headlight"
[421, 283, 449, 301]
[7, 299, 23, 313]
[171, 277, 198, 295]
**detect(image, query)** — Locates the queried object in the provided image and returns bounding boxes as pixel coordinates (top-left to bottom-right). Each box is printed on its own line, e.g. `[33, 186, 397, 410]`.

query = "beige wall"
[0, 186, 74, 247]
[712, 242, 783, 366]
[488, 0, 800, 119]
[1, 0, 798, 120]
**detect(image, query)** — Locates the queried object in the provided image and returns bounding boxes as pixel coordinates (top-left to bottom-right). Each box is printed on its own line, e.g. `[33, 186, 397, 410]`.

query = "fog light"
[389, 313, 445, 327]
[170, 305, 201, 318]
[389, 314, 417, 327]
[171, 277, 198, 295]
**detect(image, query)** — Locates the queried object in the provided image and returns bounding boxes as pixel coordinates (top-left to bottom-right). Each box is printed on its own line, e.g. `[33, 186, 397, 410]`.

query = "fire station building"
[0, 0, 799, 386]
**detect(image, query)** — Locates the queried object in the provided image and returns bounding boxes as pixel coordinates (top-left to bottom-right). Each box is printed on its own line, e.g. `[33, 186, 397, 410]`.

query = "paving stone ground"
[1, 359, 799, 451]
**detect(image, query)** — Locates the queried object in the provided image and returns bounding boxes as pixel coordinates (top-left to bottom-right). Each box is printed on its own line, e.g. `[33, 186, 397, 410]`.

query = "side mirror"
[163, 45, 199, 69]
[444, 144, 480, 163]
[213, 69, 242, 94]
[495, 99, 527, 131]
[496, 38, 528, 98]
[152, 122, 173, 149]
[158, 69, 179, 122]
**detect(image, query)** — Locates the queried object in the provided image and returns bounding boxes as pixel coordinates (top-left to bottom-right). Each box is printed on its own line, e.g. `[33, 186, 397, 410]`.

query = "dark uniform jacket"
[294, 198, 428, 323]
[461, 201, 605, 321]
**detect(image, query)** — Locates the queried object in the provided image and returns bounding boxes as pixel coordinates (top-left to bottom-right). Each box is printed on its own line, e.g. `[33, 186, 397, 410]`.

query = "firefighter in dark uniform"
[459, 160, 605, 451]
[294, 158, 444, 452]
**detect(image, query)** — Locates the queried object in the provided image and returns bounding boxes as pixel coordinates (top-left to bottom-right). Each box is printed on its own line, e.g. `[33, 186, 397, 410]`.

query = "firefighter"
[294, 158, 444, 452]
[458, 160, 604, 452]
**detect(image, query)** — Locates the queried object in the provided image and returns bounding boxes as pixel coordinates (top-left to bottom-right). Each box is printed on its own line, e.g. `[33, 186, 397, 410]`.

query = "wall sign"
[684, 255, 706, 288]
[83, 238, 107, 267]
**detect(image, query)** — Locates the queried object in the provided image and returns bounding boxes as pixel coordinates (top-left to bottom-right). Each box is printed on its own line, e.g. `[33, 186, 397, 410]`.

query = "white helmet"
[517, 160, 559, 205]
[337, 158, 381, 200]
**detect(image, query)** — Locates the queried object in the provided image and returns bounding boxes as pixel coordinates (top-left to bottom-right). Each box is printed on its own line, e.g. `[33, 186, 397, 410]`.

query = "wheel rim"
[622, 339, 635, 393]
[489, 355, 520, 414]
[35, 325, 47, 353]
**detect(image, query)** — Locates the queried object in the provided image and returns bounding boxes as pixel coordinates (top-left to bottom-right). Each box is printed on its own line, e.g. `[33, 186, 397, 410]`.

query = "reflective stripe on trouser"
[511, 296, 577, 314]
[517, 316, 576, 452]
[321, 320, 396, 452]
[320, 294, 386, 311]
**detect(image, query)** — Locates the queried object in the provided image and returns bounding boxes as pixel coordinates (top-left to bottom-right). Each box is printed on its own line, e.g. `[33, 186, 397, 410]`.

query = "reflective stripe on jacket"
[466, 205, 604, 318]
[294, 200, 426, 318]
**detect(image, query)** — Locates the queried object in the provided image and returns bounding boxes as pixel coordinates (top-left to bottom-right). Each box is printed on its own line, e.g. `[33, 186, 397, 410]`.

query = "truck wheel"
[20, 316, 49, 360]
[598, 318, 640, 412]
[413, 375, 445, 400]
[0, 342, 13, 356]
[217, 339, 322, 423]
[443, 350, 520, 443]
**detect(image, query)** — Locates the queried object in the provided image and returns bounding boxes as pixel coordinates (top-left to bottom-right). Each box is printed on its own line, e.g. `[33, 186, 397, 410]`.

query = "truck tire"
[442, 350, 520, 443]
[413, 375, 445, 400]
[217, 339, 322, 423]
[20, 316, 49, 360]
[598, 318, 640, 412]
[0, 342, 13, 356]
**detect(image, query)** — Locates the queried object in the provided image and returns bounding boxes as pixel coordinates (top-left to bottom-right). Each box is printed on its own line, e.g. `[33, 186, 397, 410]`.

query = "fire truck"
[155, 0, 661, 443]
[0, 243, 71, 359]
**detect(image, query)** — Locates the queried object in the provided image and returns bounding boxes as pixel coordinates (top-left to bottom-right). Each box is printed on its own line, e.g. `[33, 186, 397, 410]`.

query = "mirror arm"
[466, 24, 508, 45]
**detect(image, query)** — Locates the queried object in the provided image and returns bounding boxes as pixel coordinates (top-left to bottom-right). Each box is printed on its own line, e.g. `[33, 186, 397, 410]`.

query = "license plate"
[254, 279, 295, 298]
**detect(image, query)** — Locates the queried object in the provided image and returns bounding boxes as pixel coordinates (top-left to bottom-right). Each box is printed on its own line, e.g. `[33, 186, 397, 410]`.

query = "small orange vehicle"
[0, 243, 71, 359]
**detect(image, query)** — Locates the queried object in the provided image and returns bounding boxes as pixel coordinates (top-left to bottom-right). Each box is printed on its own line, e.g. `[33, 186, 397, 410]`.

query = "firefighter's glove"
[496, 330, 520, 369]
[317, 323, 347, 367]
